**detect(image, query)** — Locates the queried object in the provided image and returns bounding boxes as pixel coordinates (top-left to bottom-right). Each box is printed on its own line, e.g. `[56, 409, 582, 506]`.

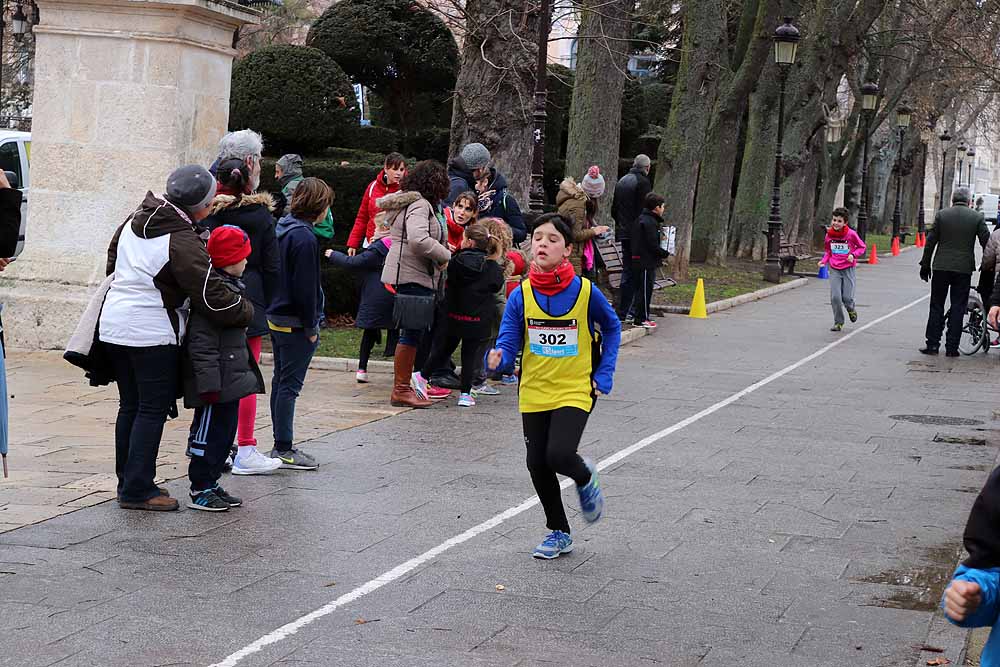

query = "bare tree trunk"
[564, 0, 633, 227]
[690, 0, 779, 266]
[653, 0, 726, 278]
[450, 0, 539, 207]
[730, 70, 777, 260]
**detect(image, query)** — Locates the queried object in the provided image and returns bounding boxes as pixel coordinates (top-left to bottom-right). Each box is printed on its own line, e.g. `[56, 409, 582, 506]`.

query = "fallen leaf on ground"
[354, 618, 380, 625]
[927, 657, 950, 666]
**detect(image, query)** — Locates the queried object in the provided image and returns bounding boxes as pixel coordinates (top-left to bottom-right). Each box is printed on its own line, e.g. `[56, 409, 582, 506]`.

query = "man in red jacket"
[346, 152, 407, 256]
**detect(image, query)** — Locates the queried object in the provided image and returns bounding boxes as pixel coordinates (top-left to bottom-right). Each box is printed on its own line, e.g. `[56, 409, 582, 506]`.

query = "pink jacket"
[820, 228, 866, 270]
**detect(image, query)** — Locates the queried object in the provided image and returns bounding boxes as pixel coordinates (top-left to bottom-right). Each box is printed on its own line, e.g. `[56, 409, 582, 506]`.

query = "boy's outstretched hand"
[487, 349, 503, 371]
[944, 580, 982, 621]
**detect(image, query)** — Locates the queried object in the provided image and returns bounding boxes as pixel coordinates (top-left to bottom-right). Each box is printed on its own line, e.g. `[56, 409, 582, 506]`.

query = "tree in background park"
[307, 0, 459, 139]
[229, 45, 359, 155]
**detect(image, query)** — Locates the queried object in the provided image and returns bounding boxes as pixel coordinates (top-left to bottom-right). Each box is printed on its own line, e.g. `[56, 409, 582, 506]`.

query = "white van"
[976, 192, 999, 224]
[0, 130, 30, 256]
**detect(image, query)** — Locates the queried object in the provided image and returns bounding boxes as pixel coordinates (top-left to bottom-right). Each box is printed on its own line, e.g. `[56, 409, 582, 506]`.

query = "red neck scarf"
[528, 259, 576, 296]
[827, 225, 849, 240]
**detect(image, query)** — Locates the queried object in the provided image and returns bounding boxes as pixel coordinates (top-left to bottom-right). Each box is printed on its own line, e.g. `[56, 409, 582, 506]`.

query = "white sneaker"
[356, 369, 369, 383]
[232, 448, 282, 475]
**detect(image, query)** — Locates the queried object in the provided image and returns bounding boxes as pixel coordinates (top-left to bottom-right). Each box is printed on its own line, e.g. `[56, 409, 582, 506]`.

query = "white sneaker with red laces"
[640, 320, 657, 330]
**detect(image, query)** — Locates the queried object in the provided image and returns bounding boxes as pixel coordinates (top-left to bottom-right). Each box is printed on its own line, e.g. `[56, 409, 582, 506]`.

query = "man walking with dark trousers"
[920, 186, 989, 357]
[611, 154, 652, 322]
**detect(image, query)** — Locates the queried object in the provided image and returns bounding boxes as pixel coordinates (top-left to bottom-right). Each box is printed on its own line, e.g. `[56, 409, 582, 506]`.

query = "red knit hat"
[207, 225, 251, 268]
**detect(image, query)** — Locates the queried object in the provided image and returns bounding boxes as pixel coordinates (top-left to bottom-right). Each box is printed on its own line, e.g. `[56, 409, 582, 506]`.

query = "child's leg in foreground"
[522, 408, 592, 532]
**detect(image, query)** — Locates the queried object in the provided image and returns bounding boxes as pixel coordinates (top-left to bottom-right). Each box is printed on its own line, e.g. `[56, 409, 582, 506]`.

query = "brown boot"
[119, 492, 179, 512]
[390, 343, 432, 408]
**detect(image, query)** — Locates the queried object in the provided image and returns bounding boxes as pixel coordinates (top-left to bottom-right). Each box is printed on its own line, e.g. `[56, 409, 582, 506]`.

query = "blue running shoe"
[532, 530, 573, 559]
[577, 458, 604, 523]
[501, 374, 519, 385]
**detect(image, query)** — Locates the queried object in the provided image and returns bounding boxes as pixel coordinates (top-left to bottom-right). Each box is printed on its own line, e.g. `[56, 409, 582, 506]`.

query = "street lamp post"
[891, 104, 911, 254]
[856, 81, 879, 242]
[938, 131, 951, 210]
[957, 143, 967, 188]
[967, 148, 976, 192]
[527, 0, 552, 214]
[762, 17, 800, 284]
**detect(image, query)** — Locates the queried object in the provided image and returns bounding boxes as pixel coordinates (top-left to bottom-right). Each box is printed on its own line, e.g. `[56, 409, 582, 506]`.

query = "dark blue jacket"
[327, 239, 395, 330]
[267, 215, 324, 337]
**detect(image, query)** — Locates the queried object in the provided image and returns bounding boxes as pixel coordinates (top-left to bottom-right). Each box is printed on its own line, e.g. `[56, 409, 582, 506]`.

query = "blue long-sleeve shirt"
[944, 564, 1000, 666]
[493, 277, 621, 395]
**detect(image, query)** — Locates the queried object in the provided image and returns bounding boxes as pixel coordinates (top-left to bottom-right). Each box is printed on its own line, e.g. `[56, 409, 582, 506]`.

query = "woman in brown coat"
[380, 160, 452, 407]
[556, 170, 609, 277]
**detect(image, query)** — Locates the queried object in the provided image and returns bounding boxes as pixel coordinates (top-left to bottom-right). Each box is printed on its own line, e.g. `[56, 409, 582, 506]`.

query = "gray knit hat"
[165, 165, 216, 214]
[581, 165, 606, 197]
[459, 143, 491, 170]
[277, 154, 304, 178]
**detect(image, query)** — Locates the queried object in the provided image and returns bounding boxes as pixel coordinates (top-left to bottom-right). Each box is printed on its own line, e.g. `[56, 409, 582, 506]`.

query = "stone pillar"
[0, 0, 258, 348]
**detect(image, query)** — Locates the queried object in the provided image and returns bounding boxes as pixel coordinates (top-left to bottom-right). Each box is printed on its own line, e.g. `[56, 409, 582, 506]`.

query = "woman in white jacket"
[100, 165, 253, 512]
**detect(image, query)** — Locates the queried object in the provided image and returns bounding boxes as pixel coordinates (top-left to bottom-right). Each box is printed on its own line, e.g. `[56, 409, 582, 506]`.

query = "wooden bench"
[596, 238, 676, 290]
[779, 240, 812, 275]
[517, 237, 676, 290]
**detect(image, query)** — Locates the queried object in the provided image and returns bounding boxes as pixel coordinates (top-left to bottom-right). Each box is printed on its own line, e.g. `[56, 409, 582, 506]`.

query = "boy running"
[818, 207, 866, 332]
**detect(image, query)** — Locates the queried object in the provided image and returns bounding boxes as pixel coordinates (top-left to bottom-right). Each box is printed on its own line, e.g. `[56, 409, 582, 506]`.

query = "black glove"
[920, 265, 931, 282]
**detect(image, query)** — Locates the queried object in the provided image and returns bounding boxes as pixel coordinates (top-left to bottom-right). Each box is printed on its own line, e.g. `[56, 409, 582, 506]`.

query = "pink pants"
[237, 335, 263, 446]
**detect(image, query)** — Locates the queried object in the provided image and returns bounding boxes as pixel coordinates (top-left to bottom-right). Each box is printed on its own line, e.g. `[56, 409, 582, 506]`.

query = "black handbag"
[391, 205, 439, 331]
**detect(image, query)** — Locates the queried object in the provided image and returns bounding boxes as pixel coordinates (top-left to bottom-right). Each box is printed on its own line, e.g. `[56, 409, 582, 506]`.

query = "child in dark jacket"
[629, 192, 670, 329]
[266, 178, 333, 471]
[325, 230, 395, 383]
[184, 225, 265, 512]
[415, 223, 504, 407]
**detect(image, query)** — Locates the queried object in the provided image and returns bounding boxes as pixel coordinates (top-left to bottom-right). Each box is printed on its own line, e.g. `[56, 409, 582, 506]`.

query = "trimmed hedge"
[230, 45, 359, 154]
[340, 125, 400, 154]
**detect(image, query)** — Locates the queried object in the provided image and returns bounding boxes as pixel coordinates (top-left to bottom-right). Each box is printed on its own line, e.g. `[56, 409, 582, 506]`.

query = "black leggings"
[358, 329, 380, 371]
[522, 407, 592, 534]
[358, 329, 400, 370]
[422, 334, 486, 393]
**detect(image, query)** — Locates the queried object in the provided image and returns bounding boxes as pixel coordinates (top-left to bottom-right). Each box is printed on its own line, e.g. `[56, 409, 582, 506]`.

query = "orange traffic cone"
[868, 243, 879, 265]
[891, 236, 900, 256]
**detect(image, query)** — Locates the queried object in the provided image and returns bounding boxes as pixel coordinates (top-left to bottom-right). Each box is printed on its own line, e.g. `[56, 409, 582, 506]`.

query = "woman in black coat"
[201, 158, 281, 471]
[325, 236, 396, 383]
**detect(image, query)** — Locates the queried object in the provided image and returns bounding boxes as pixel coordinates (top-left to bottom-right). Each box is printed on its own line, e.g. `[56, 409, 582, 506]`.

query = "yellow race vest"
[519, 278, 595, 413]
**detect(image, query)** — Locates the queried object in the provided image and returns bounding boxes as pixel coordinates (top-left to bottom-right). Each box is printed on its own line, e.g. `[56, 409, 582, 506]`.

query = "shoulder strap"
[394, 206, 409, 286]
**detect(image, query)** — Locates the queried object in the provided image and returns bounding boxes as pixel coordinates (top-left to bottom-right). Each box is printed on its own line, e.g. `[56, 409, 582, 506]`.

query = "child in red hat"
[182, 225, 268, 512]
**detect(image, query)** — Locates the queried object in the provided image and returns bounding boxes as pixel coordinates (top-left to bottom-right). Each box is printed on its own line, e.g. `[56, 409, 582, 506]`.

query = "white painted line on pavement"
[211, 292, 930, 667]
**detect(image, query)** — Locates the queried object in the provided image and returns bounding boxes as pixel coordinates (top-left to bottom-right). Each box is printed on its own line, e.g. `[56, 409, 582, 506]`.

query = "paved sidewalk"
[0, 251, 998, 666]
[0, 352, 406, 532]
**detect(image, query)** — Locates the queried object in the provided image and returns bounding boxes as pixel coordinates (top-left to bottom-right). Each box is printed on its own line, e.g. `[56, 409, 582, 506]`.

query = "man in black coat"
[611, 154, 652, 321]
[921, 186, 989, 356]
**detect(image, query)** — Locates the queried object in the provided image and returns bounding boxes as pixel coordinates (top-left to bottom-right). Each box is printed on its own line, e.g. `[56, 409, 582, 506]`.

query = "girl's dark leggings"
[522, 407, 592, 534]
[358, 329, 380, 371]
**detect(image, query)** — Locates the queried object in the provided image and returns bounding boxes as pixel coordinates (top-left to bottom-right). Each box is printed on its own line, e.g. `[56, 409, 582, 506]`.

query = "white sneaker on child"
[232, 448, 282, 475]
[356, 370, 369, 383]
